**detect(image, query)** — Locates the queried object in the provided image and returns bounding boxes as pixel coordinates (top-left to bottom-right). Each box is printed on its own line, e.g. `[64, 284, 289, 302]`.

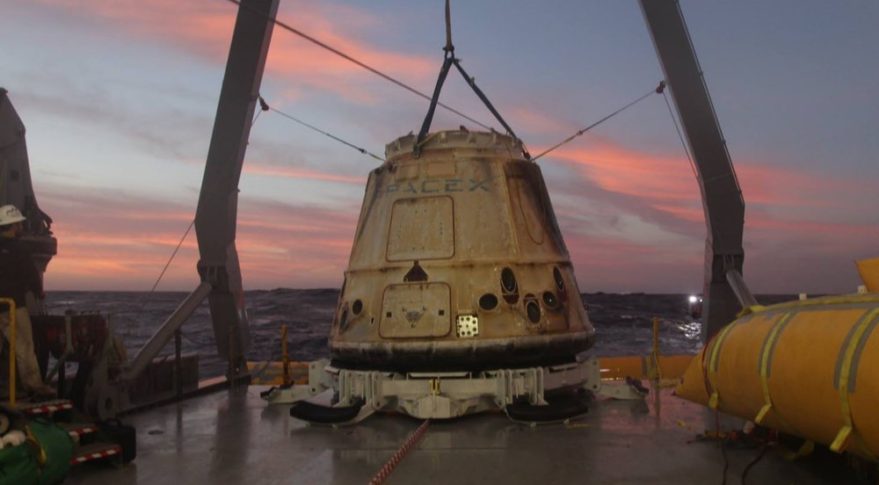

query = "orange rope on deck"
[368, 419, 430, 485]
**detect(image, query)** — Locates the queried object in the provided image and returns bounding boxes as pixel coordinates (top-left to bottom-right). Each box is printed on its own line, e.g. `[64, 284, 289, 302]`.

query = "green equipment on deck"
[29, 418, 74, 485]
[0, 417, 74, 485]
[0, 439, 39, 485]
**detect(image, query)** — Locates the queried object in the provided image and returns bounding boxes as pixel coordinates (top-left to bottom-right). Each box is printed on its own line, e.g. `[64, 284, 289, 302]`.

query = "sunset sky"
[3, 0, 877, 294]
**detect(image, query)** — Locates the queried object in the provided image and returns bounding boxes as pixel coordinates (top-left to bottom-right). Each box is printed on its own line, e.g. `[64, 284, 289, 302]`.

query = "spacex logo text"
[384, 178, 491, 194]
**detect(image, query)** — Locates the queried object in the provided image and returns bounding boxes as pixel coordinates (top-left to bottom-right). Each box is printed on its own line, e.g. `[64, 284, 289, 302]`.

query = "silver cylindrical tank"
[329, 130, 595, 371]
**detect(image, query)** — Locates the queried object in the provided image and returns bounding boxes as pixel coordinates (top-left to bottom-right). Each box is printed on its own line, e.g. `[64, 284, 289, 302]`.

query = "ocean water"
[43, 290, 795, 379]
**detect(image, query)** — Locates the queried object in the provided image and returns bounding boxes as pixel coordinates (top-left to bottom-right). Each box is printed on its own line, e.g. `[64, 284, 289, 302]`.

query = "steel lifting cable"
[414, 0, 529, 158]
[368, 419, 431, 485]
[134, 218, 196, 314]
[530, 81, 665, 162]
[661, 89, 699, 179]
[257, 96, 385, 162]
[228, 0, 673, 166]
[224, 0, 493, 131]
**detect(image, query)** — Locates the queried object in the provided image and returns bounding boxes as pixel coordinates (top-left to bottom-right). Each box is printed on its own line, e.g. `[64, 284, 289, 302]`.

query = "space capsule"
[328, 129, 595, 372]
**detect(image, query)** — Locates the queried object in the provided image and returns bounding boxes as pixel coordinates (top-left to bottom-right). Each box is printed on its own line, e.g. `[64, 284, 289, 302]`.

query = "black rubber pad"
[289, 400, 363, 424]
[505, 392, 590, 422]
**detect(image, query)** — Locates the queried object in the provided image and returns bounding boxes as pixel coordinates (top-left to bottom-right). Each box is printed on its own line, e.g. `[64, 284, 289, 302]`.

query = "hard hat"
[0, 205, 26, 227]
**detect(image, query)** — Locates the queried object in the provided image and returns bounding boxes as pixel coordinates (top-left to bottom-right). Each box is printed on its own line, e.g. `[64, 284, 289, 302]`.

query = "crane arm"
[639, 0, 747, 339]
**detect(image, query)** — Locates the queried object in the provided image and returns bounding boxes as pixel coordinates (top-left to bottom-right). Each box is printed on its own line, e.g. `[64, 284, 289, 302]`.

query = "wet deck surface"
[67, 385, 859, 484]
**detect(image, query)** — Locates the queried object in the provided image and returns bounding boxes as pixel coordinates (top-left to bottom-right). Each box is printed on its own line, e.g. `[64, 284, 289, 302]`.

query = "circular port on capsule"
[501, 267, 518, 293]
[526, 299, 541, 323]
[542, 291, 560, 310]
[553, 267, 565, 291]
[339, 309, 349, 330]
[352, 299, 363, 315]
[479, 293, 498, 311]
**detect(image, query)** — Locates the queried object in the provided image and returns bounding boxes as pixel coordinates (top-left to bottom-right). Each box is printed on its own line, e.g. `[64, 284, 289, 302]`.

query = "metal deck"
[66, 385, 857, 484]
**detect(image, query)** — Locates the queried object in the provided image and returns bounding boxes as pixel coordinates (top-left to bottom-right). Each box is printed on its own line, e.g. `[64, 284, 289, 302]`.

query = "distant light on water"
[677, 321, 702, 340]
[687, 294, 703, 319]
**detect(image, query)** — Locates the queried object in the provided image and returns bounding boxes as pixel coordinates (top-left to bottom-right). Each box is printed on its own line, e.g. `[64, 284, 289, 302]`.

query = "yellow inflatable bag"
[677, 294, 879, 460]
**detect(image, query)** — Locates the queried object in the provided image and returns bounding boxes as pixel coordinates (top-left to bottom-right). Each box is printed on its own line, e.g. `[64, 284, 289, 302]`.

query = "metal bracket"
[412, 1, 526, 158]
[261, 359, 334, 404]
[262, 356, 644, 423]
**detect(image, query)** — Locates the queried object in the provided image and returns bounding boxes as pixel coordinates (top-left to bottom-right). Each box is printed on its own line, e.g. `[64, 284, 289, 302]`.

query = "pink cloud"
[550, 143, 695, 201]
[735, 163, 865, 209]
[38, 165, 874, 294]
[535, 135, 875, 292]
[28, 0, 435, 103]
[507, 105, 574, 136]
[244, 163, 365, 185]
[39, 184, 357, 291]
[543, 137, 869, 227]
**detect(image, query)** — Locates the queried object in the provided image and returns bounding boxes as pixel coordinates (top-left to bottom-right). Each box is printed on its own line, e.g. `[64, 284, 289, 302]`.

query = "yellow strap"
[830, 307, 879, 453]
[25, 426, 48, 466]
[750, 294, 879, 315]
[783, 440, 814, 461]
[755, 312, 794, 424]
[736, 304, 766, 318]
[707, 323, 737, 409]
[830, 426, 852, 454]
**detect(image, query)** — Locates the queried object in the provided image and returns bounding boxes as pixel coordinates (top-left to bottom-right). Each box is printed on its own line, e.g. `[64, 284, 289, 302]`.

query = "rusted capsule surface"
[329, 130, 594, 370]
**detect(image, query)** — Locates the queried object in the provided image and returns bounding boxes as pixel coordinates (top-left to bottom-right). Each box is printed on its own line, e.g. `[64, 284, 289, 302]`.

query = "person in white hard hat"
[0, 204, 55, 398]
